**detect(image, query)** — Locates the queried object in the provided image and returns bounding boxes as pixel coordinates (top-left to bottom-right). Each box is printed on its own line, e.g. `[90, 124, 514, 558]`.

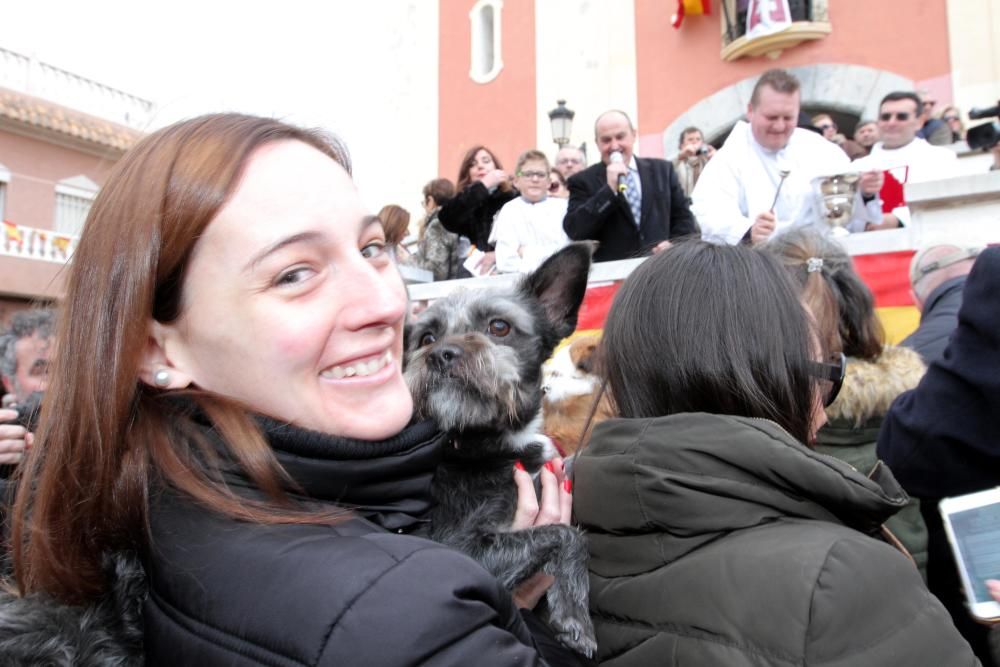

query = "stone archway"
[661, 64, 914, 155]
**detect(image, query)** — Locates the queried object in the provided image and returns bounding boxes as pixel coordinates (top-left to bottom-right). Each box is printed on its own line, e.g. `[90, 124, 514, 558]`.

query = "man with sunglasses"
[852, 91, 958, 230]
[916, 90, 953, 147]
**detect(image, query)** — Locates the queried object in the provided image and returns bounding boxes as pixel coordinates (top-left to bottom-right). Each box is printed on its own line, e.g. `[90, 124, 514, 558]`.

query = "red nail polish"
[544, 461, 555, 473]
[564, 478, 573, 493]
[514, 460, 526, 471]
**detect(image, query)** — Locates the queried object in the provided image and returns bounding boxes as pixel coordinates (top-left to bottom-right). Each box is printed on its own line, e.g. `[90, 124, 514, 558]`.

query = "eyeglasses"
[943, 115, 960, 122]
[808, 353, 846, 408]
[556, 157, 582, 165]
[880, 112, 912, 122]
[517, 170, 549, 180]
[817, 124, 834, 131]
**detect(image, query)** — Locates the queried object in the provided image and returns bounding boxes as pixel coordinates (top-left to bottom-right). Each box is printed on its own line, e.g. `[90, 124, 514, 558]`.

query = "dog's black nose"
[428, 344, 463, 371]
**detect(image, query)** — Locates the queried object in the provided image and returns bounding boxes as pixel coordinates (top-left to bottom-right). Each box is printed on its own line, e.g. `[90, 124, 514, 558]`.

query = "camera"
[697, 145, 710, 156]
[12, 391, 44, 432]
[966, 101, 1000, 151]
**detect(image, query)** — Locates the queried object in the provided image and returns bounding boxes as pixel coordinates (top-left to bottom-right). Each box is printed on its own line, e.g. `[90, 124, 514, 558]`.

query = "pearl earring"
[153, 369, 171, 387]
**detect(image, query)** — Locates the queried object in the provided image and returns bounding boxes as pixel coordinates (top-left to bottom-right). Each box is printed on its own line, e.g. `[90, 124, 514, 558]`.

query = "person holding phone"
[878, 246, 1000, 665]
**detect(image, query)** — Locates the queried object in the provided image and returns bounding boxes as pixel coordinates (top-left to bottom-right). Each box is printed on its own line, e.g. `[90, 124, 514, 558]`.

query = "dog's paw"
[535, 433, 559, 461]
[552, 614, 597, 658]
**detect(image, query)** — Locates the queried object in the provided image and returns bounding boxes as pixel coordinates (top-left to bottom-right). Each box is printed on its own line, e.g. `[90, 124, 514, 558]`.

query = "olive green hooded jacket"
[574, 412, 976, 666]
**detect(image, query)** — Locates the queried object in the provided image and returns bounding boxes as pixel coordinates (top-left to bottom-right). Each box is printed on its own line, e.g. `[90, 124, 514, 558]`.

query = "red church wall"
[633, 0, 953, 139]
[438, 0, 537, 180]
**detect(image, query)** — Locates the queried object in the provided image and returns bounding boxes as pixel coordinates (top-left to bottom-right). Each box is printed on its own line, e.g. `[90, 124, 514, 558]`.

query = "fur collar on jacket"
[825, 345, 926, 427]
[0, 552, 145, 666]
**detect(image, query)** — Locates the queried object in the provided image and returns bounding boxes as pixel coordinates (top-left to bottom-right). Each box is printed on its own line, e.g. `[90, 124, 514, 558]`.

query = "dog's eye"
[487, 319, 511, 337]
[418, 332, 437, 347]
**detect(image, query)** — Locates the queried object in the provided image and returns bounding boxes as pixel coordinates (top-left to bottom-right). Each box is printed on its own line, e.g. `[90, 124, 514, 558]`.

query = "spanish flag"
[568, 249, 920, 347]
[3, 220, 22, 243]
[672, 0, 711, 29]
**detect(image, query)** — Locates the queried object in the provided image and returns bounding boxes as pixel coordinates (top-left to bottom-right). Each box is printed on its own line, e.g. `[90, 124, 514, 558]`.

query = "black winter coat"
[575, 412, 977, 666]
[438, 181, 517, 251]
[142, 417, 570, 666]
[0, 418, 585, 666]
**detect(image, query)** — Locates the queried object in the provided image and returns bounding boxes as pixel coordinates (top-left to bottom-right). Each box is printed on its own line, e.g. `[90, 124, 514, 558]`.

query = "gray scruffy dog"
[405, 242, 597, 658]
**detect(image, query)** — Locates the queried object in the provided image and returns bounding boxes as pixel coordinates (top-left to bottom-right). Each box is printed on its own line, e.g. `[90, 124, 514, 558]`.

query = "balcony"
[0, 222, 78, 299]
[1, 221, 78, 264]
[720, 0, 830, 62]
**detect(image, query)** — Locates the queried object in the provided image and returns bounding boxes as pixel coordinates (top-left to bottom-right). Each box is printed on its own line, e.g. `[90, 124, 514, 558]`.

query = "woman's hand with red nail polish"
[511, 456, 572, 530]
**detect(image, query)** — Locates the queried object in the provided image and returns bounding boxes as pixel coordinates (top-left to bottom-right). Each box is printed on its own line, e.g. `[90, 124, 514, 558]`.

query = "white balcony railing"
[0, 46, 154, 130]
[0, 221, 78, 264]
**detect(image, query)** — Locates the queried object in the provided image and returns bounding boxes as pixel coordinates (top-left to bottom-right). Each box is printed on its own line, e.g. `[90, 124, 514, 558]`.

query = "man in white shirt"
[490, 150, 569, 274]
[852, 92, 959, 230]
[692, 69, 883, 245]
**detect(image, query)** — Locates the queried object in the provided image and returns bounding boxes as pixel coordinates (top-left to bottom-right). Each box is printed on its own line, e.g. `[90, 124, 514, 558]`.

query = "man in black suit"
[564, 110, 698, 262]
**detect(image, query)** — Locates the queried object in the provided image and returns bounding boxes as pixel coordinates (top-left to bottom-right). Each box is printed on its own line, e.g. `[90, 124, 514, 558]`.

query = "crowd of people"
[385, 68, 999, 282]
[0, 67, 996, 666]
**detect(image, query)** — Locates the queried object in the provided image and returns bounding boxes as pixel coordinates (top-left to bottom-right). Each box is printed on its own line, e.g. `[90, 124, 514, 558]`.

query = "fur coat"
[0, 553, 145, 666]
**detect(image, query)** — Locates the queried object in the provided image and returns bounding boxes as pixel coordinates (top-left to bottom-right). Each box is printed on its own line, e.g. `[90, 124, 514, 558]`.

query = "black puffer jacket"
[0, 417, 583, 666]
[142, 417, 562, 665]
[574, 412, 977, 666]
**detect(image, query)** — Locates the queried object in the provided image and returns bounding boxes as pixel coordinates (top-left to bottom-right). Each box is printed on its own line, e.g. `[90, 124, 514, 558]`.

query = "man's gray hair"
[0, 308, 56, 379]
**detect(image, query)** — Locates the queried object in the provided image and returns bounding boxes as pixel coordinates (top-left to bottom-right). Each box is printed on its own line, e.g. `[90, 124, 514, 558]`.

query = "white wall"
[344, 1, 439, 229]
[946, 0, 1000, 125]
[534, 0, 639, 164]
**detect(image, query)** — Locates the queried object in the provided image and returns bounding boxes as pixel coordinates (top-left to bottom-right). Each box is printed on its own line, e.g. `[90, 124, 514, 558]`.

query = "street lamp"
[547, 99, 575, 147]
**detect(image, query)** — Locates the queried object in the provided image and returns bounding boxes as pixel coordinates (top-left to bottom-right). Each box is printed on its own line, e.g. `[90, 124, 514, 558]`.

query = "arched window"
[469, 0, 503, 84]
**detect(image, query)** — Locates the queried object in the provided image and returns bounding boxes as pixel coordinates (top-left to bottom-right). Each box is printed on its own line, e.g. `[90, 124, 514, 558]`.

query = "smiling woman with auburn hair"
[1, 114, 582, 666]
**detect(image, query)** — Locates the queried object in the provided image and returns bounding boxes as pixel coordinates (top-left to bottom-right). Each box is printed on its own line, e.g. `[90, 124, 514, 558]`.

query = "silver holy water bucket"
[810, 172, 861, 236]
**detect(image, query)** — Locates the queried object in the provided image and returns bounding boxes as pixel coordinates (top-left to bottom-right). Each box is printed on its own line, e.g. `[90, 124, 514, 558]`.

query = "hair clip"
[806, 257, 824, 273]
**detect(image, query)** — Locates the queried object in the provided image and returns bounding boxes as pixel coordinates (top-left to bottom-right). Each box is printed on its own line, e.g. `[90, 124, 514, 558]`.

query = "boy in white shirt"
[490, 150, 570, 273]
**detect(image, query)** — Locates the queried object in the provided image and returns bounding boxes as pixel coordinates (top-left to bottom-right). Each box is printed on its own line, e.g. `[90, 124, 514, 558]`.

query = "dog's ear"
[520, 242, 595, 339]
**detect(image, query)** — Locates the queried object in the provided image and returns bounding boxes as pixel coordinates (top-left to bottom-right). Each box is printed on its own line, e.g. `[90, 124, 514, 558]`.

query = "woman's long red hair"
[11, 114, 351, 604]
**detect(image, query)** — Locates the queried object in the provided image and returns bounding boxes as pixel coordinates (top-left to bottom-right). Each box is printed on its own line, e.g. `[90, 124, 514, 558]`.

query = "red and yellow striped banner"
[571, 249, 920, 345]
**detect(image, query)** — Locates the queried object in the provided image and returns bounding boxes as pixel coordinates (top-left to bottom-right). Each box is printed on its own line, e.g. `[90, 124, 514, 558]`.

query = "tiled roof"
[0, 86, 143, 152]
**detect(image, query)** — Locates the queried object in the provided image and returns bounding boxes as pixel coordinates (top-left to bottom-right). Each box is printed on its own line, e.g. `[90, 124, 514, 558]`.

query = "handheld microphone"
[610, 150, 627, 193]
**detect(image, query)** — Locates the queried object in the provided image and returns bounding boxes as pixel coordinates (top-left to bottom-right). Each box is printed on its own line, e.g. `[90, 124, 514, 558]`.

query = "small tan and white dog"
[541, 335, 614, 456]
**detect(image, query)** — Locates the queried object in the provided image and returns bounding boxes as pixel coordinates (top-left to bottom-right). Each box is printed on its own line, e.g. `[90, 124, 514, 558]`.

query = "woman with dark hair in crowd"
[765, 226, 928, 576]
[407, 178, 466, 281]
[438, 145, 517, 275]
[0, 114, 583, 666]
[573, 241, 975, 665]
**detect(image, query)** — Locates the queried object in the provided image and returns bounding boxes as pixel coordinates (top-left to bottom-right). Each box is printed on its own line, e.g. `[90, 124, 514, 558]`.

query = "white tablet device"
[939, 488, 1000, 621]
